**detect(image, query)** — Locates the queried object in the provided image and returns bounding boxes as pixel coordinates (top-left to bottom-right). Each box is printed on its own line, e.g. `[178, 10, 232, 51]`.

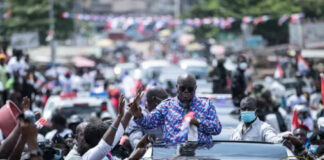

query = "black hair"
[84, 121, 108, 147]
[51, 113, 67, 126]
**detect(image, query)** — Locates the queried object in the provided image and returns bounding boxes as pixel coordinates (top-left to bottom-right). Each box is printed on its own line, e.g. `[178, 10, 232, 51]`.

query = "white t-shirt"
[82, 124, 125, 160]
[82, 139, 111, 160]
[287, 95, 307, 109]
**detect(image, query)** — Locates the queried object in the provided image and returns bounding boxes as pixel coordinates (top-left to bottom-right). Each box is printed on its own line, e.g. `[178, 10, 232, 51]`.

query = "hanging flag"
[61, 12, 69, 19]
[278, 14, 289, 26]
[193, 18, 202, 27]
[297, 54, 310, 74]
[290, 13, 304, 23]
[212, 17, 219, 27]
[321, 74, 324, 104]
[225, 17, 235, 29]
[274, 61, 284, 78]
[202, 18, 211, 25]
[242, 16, 253, 23]
[253, 15, 270, 26]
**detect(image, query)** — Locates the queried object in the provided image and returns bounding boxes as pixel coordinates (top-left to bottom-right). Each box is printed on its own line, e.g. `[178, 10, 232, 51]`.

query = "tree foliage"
[1, 0, 73, 44]
[187, 0, 324, 45]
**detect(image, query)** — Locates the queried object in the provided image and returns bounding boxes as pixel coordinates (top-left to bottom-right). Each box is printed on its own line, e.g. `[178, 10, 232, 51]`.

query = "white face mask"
[239, 62, 248, 70]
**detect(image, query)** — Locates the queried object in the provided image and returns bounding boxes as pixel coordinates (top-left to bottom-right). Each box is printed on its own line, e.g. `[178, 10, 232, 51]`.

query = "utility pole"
[174, 0, 180, 18]
[49, 0, 56, 64]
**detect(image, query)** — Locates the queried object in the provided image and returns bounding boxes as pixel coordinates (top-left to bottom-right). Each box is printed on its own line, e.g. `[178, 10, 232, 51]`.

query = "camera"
[38, 140, 63, 160]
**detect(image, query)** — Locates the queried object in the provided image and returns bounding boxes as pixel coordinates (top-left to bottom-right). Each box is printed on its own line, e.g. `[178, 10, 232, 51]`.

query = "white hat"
[295, 105, 308, 112]
[100, 112, 112, 120]
[318, 117, 324, 129]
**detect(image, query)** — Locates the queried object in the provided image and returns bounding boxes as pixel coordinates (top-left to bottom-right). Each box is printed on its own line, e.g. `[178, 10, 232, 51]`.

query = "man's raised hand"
[118, 94, 125, 118]
[129, 87, 144, 118]
[22, 96, 31, 112]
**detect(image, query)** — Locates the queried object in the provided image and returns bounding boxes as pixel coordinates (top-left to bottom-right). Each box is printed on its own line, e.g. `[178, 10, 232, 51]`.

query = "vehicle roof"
[179, 59, 208, 69]
[43, 92, 115, 120]
[141, 60, 171, 69]
[152, 141, 288, 160]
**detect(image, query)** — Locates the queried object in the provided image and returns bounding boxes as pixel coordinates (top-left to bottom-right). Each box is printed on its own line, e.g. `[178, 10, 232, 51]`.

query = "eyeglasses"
[179, 86, 194, 93]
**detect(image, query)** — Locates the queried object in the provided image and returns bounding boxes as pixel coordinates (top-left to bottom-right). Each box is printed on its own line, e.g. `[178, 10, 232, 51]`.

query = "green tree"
[187, 0, 324, 45]
[1, 0, 73, 44]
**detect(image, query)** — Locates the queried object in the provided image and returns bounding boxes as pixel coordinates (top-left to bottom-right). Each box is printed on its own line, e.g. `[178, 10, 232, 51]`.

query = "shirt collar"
[240, 117, 261, 131]
[175, 96, 198, 108]
[251, 117, 261, 128]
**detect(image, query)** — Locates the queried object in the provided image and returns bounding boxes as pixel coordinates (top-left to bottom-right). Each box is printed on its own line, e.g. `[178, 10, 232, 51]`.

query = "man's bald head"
[176, 73, 197, 103]
[177, 73, 196, 86]
[146, 86, 168, 112]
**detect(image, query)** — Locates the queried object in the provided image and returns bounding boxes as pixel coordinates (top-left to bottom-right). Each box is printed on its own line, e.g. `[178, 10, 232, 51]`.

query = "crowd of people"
[0, 43, 323, 160]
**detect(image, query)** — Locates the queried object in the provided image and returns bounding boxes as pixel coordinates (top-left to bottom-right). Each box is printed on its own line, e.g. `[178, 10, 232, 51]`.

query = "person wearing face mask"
[309, 117, 324, 155]
[130, 74, 222, 144]
[231, 97, 283, 143]
[230, 55, 248, 114]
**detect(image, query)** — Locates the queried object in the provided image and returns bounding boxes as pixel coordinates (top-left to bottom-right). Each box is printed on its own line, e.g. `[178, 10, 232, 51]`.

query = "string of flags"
[59, 12, 304, 31]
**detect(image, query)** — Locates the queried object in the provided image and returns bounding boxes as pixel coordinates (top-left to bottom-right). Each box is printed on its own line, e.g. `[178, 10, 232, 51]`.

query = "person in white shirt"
[287, 86, 307, 112]
[82, 94, 131, 160]
[45, 113, 72, 141]
[59, 71, 73, 93]
[82, 89, 147, 160]
[231, 97, 283, 143]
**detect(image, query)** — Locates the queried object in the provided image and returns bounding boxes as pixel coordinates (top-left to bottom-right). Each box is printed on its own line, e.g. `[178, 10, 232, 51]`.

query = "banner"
[59, 12, 304, 31]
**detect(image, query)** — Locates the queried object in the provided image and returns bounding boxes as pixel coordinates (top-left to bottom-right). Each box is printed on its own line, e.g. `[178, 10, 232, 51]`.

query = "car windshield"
[55, 106, 101, 119]
[152, 141, 288, 160]
[185, 66, 209, 79]
[159, 66, 186, 83]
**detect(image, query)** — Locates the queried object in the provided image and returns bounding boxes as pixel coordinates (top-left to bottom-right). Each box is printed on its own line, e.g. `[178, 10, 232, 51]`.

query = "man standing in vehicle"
[129, 73, 222, 143]
[231, 97, 283, 143]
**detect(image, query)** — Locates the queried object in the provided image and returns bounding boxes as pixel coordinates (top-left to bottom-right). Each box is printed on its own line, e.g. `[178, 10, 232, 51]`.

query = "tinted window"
[55, 106, 101, 119]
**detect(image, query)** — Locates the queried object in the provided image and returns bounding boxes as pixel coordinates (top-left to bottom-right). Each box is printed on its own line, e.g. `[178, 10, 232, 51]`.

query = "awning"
[73, 56, 95, 68]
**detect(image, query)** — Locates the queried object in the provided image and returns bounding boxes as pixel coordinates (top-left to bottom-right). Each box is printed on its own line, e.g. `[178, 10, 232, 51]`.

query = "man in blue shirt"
[129, 74, 222, 143]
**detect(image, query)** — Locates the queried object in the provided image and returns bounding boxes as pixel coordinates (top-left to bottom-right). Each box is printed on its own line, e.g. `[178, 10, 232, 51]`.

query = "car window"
[55, 106, 101, 119]
[186, 66, 209, 79]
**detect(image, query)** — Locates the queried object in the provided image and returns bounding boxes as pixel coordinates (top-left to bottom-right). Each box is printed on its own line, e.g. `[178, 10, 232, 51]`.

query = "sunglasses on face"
[179, 86, 195, 93]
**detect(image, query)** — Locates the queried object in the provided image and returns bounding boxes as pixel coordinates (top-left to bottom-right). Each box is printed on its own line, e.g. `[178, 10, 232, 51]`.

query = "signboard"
[289, 22, 324, 48]
[302, 22, 324, 48]
[289, 23, 303, 47]
[11, 32, 39, 50]
[245, 36, 264, 49]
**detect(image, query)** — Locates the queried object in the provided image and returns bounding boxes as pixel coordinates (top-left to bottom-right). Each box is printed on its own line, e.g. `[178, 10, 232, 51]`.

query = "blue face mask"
[310, 145, 319, 154]
[241, 111, 256, 123]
